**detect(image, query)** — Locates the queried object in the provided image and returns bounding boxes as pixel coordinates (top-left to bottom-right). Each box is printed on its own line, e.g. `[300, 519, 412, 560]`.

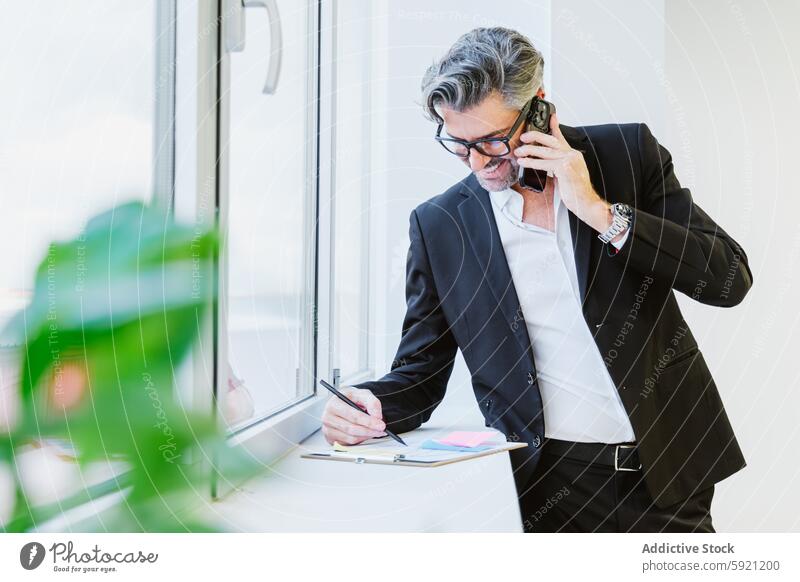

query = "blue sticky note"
[420, 439, 492, 452]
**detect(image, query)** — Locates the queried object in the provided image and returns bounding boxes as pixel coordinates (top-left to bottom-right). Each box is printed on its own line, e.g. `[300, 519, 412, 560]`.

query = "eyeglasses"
[434, 98, 533, 159]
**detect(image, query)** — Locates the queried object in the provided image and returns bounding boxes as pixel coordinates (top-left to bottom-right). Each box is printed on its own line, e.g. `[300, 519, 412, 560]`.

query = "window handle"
[223, 0, 283, 95]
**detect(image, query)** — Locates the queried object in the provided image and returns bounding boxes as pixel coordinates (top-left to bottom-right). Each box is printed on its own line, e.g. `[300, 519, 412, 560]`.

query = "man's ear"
[536, 86, 546, 99]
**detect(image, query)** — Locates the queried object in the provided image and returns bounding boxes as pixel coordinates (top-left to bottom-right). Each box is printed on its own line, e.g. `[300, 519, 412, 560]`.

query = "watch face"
[613, 203, 633, 218]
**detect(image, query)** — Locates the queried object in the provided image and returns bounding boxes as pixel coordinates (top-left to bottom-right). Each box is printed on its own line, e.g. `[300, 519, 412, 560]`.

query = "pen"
[319, 379, 408, 446]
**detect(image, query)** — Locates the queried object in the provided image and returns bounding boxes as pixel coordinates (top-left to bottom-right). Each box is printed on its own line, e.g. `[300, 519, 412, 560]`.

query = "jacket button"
[532, 435, 542, 448]
[527, 372, 534, 385]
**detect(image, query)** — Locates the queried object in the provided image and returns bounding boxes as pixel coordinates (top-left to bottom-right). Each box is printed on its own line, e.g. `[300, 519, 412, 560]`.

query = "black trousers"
[518, 446, 716, 533]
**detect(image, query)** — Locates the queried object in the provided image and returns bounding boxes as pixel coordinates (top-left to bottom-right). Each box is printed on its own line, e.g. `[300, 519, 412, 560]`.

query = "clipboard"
[300, 430, 528, 468]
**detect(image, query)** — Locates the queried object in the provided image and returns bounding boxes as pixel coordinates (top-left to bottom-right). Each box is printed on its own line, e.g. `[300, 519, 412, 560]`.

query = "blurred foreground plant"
[0, 201, 258, 532]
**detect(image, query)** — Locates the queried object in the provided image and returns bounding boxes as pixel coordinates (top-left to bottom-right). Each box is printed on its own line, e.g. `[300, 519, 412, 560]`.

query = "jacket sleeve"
[612, 122, 753, 306]
[352, 208, 458, 434]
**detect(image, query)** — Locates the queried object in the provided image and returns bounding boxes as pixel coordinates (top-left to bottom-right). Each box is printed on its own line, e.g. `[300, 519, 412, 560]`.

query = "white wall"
[367, 0, 800, 531]
[551, 0, 666, 132]
[661, 0, 800, 533]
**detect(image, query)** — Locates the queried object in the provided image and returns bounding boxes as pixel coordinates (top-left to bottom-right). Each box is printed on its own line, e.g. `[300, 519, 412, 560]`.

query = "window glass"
[0, 0, 156, 497]
[223, 1, 317, 429]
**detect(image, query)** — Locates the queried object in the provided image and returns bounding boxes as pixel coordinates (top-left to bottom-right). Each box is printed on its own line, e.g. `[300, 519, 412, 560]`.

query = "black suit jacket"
[354, 122, 753, 508]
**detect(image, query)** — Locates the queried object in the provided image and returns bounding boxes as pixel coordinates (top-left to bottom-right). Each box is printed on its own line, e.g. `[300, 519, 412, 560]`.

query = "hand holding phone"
[518, 97, 556, 192]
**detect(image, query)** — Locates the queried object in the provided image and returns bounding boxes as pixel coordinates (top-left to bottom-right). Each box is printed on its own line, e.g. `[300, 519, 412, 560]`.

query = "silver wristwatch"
[598, 203, 633, 244]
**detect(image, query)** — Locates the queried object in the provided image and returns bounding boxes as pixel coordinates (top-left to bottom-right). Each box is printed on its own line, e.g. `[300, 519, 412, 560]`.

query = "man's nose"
[467, 148, 491, 172]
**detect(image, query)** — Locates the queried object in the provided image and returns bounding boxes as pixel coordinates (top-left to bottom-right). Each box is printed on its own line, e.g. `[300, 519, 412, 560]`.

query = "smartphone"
[518, 96, 556, 192]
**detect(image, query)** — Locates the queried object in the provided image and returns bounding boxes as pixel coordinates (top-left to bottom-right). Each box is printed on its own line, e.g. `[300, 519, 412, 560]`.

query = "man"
[321, 27, 752, 532]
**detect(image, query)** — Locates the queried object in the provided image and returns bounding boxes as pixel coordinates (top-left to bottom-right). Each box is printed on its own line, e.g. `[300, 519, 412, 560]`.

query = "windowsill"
[226, 391, 325, 446]
[184, 402, 524, 532]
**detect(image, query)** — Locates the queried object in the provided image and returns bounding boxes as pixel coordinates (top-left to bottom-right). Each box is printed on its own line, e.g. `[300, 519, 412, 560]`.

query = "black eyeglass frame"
[434, 97, 534, 158]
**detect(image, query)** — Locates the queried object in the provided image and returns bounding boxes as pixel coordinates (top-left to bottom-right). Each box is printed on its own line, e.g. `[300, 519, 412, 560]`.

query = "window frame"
[329, 0, 374, 388]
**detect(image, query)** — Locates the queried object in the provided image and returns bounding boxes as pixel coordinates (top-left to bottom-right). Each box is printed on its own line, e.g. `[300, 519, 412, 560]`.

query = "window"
[219, 0, 320, 431]
[0, 1, 379, 516]
[0, 0, 158, 507]
[0, 1, 156, 330]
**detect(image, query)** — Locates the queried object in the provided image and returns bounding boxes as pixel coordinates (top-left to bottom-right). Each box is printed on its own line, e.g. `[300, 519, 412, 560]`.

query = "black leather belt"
[542, 437, 642, 472]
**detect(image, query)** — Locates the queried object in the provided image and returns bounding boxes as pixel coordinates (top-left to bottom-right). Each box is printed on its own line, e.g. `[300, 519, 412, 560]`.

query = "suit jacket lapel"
[458, 174, 534, 360]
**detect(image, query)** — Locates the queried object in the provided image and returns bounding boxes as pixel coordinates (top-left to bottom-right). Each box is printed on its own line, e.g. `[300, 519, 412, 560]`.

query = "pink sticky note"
[438, 431, 496, 448]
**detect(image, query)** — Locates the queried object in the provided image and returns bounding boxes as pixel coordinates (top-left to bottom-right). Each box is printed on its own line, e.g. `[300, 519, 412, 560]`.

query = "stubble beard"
[475, 156, 521, 192]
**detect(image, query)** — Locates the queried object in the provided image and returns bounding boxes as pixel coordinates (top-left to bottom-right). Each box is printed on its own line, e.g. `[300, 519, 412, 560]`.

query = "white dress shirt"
[488, 183, 636, 443]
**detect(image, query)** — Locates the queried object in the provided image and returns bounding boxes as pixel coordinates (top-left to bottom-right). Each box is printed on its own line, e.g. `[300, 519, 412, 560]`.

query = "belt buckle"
[614, 444, 641, 472]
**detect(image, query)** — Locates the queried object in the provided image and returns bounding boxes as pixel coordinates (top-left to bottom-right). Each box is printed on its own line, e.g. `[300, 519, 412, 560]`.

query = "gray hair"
[420, 27, 544, 123]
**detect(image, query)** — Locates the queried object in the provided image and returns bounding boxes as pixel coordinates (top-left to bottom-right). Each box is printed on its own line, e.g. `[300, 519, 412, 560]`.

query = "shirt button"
[527, 372, 534, 385]
[532, 435, 542, 448]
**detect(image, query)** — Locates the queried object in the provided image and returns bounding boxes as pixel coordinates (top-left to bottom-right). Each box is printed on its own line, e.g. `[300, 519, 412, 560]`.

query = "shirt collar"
[488, 187, 515, 212]
[488, 181, 562, 215]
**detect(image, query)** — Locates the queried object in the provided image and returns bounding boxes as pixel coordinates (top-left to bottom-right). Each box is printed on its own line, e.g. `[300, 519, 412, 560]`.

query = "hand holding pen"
[319, 380, 407, 446]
